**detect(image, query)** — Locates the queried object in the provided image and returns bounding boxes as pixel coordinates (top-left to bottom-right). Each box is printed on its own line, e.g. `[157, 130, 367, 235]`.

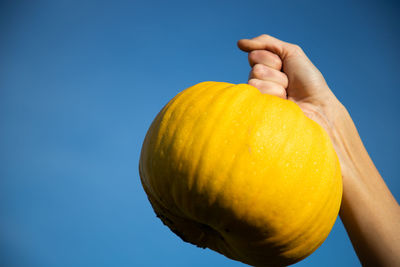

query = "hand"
[237, 34, 400, 267]
[238, 34, 330, 101]
[238, 34, 341, 138]
[238, 35, 347, 173]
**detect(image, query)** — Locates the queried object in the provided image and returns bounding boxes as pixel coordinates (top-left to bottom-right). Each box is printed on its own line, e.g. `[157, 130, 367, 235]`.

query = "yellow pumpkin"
[139, 81, 342, 266]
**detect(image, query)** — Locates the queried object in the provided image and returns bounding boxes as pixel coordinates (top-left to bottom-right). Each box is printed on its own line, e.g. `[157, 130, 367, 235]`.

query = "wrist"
[325, 102, 377, 183]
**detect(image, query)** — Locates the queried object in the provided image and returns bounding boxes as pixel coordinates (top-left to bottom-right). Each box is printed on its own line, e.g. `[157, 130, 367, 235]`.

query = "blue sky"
[1, 1, 399, 266]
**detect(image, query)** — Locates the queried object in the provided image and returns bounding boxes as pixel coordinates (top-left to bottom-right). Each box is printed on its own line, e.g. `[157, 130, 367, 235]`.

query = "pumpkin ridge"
[208, 87, 267, 226]
[267, 119, 326, 250]
[282, 147, 342, 258]
[199, 85, 258, 207]
[166, 83, 231, 216]
[143, 82, 217, 212]
[287, 135, 336, 250]
[182, 84, 239, 216]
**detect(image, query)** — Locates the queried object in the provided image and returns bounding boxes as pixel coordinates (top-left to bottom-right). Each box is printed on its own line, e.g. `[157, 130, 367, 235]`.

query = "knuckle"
[253, 63, 264, 71]
[252, 64, 266, 77]
[248, 79, 287, 98]
[281, 73, 289, 87]
[272, 55, 282, 67]
[248, 78, 260, 87]
[270, 86, 287, 98]
[248, 50, 260, 62]
[290, 44, 304, 54]
[278, 88, 288, 98]
[250, 50, 282, 69]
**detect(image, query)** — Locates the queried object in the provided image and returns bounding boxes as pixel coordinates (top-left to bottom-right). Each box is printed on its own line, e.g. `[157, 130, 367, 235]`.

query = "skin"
[237, 34, 400, 267]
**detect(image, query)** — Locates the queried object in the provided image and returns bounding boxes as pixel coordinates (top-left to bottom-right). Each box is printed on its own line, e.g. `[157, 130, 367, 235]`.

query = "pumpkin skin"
[139, 81, 342, 266]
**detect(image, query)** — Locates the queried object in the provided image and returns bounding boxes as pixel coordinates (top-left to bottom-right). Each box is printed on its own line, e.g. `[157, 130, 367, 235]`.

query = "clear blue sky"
[1, 1, 399, 266]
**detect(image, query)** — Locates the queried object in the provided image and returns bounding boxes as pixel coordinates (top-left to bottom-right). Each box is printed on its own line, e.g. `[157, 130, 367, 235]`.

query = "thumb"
[237, 34, 296, 61]
[238, 34, 329, 101]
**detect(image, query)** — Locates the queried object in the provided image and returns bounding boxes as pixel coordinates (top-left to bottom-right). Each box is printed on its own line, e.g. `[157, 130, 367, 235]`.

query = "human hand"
[237, 34, 342, 138]
[237, 34, 350, 176]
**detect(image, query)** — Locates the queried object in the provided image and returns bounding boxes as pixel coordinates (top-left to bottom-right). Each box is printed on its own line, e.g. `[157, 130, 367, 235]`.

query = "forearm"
[330, 103, 400, 266]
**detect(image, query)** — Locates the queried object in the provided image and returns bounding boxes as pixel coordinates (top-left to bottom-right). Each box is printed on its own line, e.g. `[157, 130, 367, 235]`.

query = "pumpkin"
[139, 81, 342, 266]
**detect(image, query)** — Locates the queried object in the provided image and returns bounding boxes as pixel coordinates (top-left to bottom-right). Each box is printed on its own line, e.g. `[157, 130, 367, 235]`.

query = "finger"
[238, 34, 301, 60]
[248, 50, 282, 70]
[248, 79, 287, 99]
[249, 64, 289, 88]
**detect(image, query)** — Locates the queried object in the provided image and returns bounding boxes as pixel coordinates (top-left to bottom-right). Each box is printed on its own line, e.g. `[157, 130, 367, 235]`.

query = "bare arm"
[332, 105, 400, 267]
[237, 34, 400, 267]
